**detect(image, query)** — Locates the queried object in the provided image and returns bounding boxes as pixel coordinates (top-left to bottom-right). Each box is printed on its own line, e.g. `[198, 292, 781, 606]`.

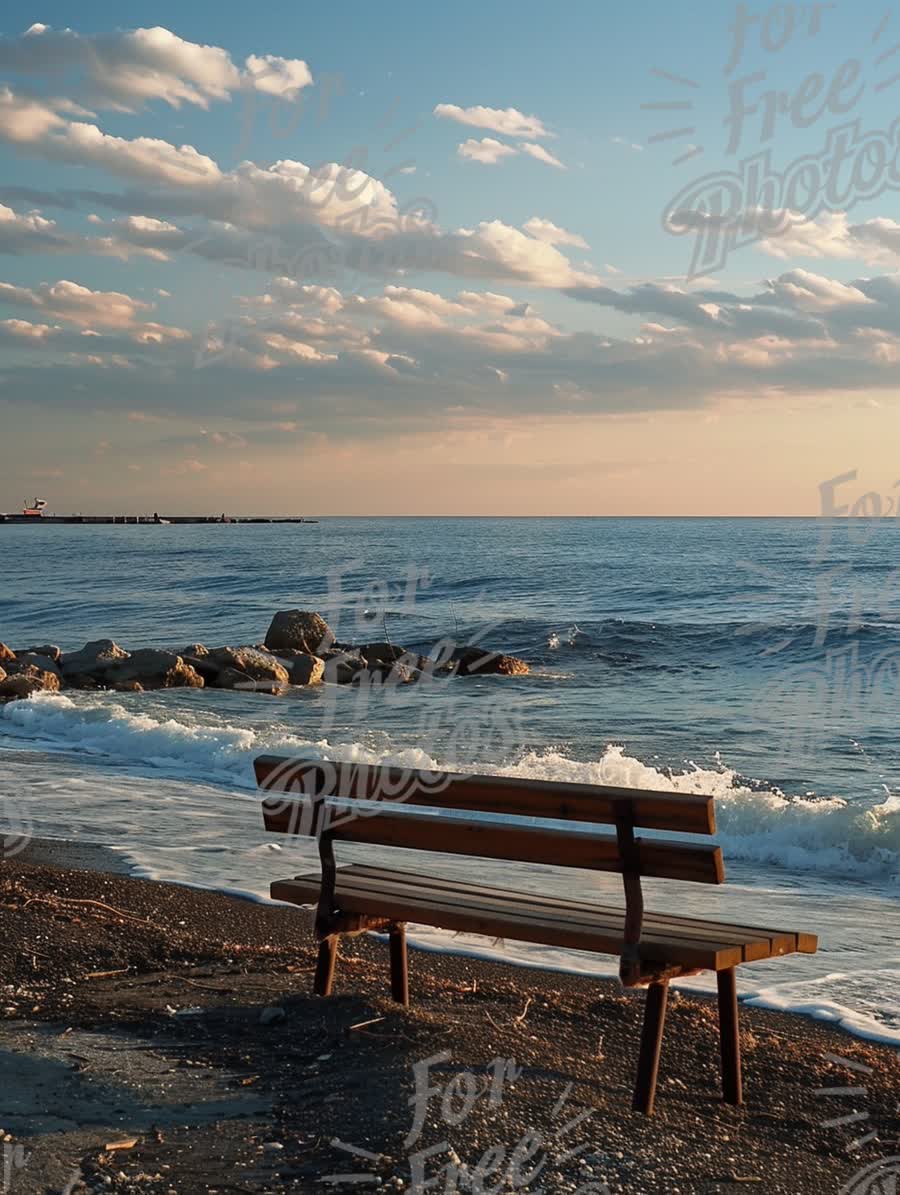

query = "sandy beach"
[0, 839, 896, 1195]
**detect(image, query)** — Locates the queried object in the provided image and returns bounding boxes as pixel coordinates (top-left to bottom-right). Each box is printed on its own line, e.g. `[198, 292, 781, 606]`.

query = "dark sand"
[0, 847, 896, 1194]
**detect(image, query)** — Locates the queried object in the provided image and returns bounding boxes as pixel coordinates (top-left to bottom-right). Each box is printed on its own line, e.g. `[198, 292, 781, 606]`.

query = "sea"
[1, 517, 898, 1044]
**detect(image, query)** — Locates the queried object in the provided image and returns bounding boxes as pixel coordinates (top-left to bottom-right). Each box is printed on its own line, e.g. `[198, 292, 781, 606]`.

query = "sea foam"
[2, 692, 897, 887]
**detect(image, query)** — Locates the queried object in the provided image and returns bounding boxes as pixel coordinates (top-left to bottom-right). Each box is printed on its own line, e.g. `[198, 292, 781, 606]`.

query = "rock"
[181, 654, 219, 683]
[105, 649, 204, 690]
[322, 651, 367, 684]
[182, 643, 209, 658]
[8, 652, 62, 680]
[207, 647, 290, 688]
[0, 644, 15, 663]
[358, 642, 408, 666]
[0, 671, 59, 701]
[0, 667, 5, 684]
[264, 610, 334, 655]
[215, 668, 287, 695]
[451, 646, 530, 677]
[282, 654, 324, 686]
[21, 644, 61, 662]
[356, 661, 414, 685]
[113, 680, 144, 693]
[61, 639, 130, 683]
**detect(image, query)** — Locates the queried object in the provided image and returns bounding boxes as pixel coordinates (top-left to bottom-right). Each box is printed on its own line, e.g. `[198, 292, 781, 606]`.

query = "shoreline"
[12, 835, 900, 1049]
[0, 847, 897, 1192]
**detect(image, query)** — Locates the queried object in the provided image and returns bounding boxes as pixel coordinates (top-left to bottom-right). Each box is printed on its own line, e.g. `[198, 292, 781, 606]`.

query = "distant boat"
[21, 497, 47, 518]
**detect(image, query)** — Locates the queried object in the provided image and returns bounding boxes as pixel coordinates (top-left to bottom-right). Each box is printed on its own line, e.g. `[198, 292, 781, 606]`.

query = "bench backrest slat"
[256, 755, 725, 887]
[253, 755, 716, 835]
[260, 798, 725, 884]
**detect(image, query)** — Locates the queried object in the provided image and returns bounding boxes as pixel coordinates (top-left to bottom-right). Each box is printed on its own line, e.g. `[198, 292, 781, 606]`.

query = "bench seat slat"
[254, 755, 717, 834]
[271, 875, 741, 970]
[261, 799, 725, 885]
[341, 865, 807, 960]
[270, 866, 816, 969]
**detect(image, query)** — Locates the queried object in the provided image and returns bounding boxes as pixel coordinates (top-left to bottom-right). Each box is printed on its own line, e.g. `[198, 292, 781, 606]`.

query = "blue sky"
[1, 2, 899, 513]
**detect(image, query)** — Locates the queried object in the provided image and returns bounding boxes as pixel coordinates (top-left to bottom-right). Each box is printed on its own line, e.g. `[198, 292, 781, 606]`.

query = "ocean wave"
[2, 694, 897, 886]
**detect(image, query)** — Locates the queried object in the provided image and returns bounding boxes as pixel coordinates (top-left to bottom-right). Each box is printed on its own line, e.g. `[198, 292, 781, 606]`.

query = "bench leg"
[717, 967, 743, 1106]
[314, 935, 338, 996]
[632, 979, 669, 1115]
[389, 923, 409, 1007]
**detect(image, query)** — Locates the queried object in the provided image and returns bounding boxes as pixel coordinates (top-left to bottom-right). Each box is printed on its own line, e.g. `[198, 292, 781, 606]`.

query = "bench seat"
[271, 864, 818, 974]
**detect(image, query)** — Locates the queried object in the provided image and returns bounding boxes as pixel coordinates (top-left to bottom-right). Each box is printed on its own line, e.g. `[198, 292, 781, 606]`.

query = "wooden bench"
[255, 754, 818, 1115]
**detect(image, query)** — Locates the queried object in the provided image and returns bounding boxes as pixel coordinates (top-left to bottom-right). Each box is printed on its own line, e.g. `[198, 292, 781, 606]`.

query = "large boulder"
[264, 610, 334, 655]
[61, 639, 130, 684]
[21, 644, 61, 662]
[207, 647, 290, 690]
[8, 652, 62, 680]
[182, 643, 209, 658]
[451, 646, 530, 677]
[105, 649, 204, 690]
[0, 668, 60, 700]
[0, 644, 15, 663]
[283, 654, 324, 686]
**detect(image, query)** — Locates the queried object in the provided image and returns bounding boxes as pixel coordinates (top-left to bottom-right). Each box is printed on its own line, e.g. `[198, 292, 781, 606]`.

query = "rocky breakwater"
[0, 609, 529, 703]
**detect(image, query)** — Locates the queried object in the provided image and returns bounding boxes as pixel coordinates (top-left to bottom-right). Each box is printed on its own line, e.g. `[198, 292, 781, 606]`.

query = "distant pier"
[0, 514, 318, 525]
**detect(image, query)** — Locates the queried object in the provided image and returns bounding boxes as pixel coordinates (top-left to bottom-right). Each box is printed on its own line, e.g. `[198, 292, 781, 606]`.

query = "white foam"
[0, 691, 446, 790]
[493, 747, 900, 885]
[2, 696, 898, 887]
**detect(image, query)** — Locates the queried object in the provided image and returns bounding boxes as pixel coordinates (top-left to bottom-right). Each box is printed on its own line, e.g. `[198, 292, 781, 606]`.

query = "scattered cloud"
[434, 103, 551, 140]
[521, 143, 565, 170]
[522, 218, 588, 249]
[0, 24, 313, 112]
[457, 137, 519, 165]
[456, 138, 565, 171]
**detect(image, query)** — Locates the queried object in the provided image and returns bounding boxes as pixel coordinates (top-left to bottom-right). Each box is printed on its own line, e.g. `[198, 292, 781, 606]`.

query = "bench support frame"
[314, 935, 338, 997]
[717, 966, 743, 1105]
[389, 923, 409, 1006]
[633, 979, 669, 1115]
[614, 803, 644, 988]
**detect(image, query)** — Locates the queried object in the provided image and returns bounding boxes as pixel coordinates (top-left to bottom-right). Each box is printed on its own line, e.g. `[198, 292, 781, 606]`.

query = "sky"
[1, 1, 900, 515]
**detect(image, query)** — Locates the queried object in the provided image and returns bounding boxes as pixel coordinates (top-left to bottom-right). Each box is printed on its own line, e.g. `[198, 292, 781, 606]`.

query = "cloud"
[0, 277, 194, 342]
[521, 142, 565, 170]
[0, 24, 313, 112]
[0, 83, 593, 288]
[9, 262, 900, 441]
[0, 203, 189, 262]
[243, 54, 313, 99]
[457, 137, 519, 165]
[758, 210, 900, 269]
[522, 218, 588, 249]
[434, 103, 551, 139]
[456, 138, 565, 171]
[0, 88, 221, 186]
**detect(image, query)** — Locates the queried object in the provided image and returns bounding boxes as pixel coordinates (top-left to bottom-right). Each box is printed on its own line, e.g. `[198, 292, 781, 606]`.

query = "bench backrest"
[254, 755, 724, 885]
